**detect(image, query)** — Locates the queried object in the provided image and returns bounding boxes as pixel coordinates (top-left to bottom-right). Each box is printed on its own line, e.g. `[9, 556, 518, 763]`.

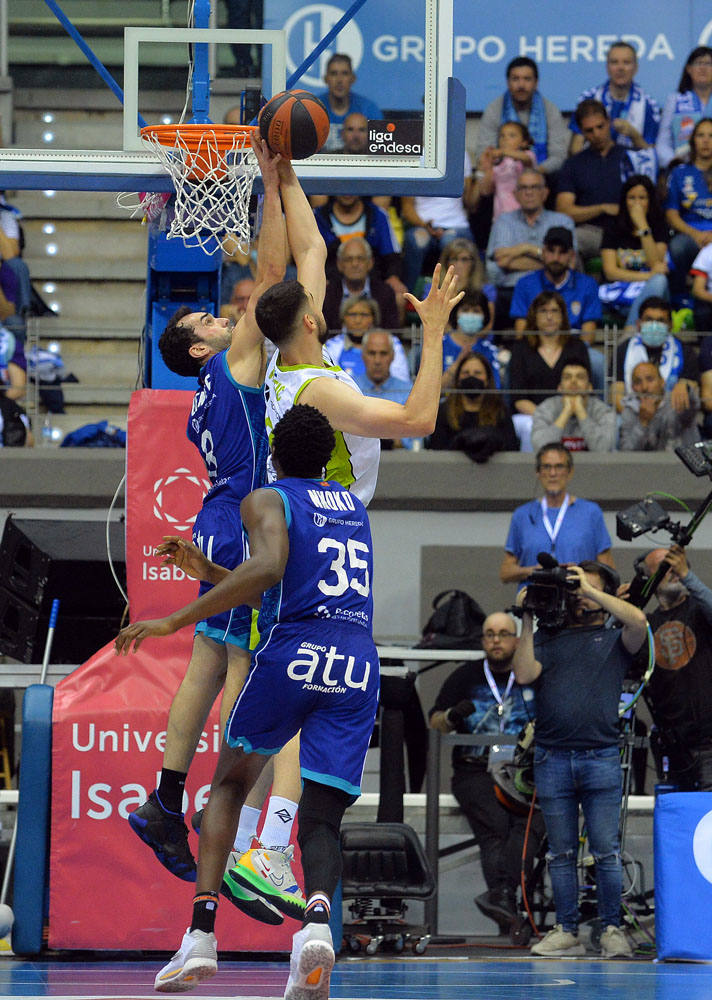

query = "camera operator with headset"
[512, 559, 648, 958]
[637, 544, 712, 791]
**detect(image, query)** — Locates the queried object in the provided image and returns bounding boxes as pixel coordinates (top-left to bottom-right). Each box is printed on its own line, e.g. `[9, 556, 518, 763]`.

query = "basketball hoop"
[129, 123, 259, 255]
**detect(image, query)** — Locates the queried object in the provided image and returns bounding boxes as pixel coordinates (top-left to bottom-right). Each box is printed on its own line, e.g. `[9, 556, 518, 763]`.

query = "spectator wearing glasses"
[499, 442, 614, 586]
[656, 46, 712, 169]
[487, 168, 575, 329]
[429, 612, 543, 933]
[324, 297, 410, 383]
[322, 237, 400, 331]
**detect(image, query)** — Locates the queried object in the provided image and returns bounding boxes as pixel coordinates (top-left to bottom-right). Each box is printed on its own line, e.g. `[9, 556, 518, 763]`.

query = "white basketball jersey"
[264, 353, 381, 506]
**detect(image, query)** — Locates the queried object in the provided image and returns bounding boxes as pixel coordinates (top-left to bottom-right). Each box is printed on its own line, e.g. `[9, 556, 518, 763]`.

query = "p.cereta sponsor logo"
[153, 467, 211, 532]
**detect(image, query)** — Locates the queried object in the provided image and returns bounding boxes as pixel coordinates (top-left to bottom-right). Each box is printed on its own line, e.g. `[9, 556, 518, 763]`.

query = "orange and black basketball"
[258, 90, 330, 160]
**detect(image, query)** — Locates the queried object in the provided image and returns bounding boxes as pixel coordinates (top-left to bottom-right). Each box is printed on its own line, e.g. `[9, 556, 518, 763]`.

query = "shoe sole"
[531, 945, 586, 957]
[285, 939, 335, 1000]
[231, 864, 305, 921]
[221, 871, 284, 926]
[154, 956, 217, 993]
[127, 813, 197, 883]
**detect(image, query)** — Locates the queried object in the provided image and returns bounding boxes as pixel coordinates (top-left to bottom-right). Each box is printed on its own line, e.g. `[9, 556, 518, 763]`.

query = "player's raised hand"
[250, 133, 281, 188]
[115, 616, 178, 655]
[156, 535, 211, 581]
[403, 263, 464, 333]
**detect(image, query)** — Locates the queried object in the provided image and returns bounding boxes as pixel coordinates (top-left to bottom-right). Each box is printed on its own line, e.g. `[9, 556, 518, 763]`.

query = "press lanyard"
[541, 493, 570, 553]
[483, 660, 514, 732]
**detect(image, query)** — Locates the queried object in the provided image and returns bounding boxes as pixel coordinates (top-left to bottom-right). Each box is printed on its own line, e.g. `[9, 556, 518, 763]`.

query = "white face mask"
[639, 320, 669, 348]
[457, 312, 485, 335]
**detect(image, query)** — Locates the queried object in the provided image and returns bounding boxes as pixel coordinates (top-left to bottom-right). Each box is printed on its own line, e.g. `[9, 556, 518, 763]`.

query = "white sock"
[234, 804, 261, 853]
[259, 795, 298, 850]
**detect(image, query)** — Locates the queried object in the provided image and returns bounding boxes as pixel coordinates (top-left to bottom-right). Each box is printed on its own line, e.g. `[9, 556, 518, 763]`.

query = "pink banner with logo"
[48, 390, 298, 951]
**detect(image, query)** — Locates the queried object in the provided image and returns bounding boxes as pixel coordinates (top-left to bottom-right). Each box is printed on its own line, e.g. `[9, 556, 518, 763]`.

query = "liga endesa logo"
[368, 119, 423, 155]
[152, 467, 211, 532]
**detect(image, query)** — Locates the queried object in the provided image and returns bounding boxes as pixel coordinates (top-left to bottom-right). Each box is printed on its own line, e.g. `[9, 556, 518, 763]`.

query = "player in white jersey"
[258, 157, 464, 507]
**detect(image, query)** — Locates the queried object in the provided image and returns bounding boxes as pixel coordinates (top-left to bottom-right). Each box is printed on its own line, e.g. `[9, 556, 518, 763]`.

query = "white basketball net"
[135, 127, 259, 255]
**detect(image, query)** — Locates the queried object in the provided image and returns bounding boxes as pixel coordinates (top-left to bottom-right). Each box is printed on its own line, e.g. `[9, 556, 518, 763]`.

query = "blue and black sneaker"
[128, 790, 197, 882]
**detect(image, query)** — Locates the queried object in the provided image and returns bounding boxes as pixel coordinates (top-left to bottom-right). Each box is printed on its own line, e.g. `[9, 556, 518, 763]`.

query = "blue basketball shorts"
[225, 621, 380, 798]
[192, 499, 251, 649]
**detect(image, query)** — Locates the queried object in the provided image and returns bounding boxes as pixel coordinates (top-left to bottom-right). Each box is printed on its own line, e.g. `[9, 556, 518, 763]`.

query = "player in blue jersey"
[116, 405, 378, 1000]
[127, 139, 302, 925]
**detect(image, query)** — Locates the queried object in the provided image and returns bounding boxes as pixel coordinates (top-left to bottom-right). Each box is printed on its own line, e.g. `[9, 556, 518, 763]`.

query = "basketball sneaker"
[154, 928, 217, 993]
[600, 924, 633, 958]
[128, 791, 196, 882]
[530, 924, 585, 957]
[231, 843, 306, 920]
[284, 923, 335, 1000]
[221, 850, 284, 926]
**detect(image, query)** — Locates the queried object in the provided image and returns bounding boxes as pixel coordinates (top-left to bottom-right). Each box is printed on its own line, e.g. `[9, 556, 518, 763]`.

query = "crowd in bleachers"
[231, 43, 712, 460]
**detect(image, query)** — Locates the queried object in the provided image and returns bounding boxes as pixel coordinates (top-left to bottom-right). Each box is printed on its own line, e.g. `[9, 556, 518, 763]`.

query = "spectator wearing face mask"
[428, 352, 519, 461]
[441, 291, 501, 391]
[611, 296, 699, 414]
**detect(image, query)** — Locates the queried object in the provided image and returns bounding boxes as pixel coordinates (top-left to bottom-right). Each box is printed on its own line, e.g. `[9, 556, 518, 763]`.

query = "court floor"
[1, 954, 711, 1000]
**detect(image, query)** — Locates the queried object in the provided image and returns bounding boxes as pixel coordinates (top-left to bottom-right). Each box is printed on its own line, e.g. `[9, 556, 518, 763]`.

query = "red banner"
[48, 390, 298, 951]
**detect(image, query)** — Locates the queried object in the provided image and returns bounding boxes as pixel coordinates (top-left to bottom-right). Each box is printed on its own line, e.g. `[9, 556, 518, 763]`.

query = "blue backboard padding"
[12, 684, 54, 956]
[654, 792, 712, 960]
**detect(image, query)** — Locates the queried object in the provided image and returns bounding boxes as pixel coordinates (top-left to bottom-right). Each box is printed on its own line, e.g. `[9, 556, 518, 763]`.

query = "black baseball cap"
[543, 226, 574, 250]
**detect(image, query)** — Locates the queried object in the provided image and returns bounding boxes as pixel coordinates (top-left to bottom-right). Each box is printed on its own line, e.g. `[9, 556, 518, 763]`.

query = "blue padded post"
[12, 684, 54, 955]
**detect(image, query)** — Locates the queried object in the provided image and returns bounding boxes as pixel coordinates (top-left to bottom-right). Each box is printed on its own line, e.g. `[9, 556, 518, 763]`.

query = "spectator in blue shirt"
[354, 329, 414, 449]
[511, 227, 601, 334]
[442, 291, 501, 390]
[317, 53, 382, 153]
[665, 118, 712, 305]
[499, 442, 614, 586]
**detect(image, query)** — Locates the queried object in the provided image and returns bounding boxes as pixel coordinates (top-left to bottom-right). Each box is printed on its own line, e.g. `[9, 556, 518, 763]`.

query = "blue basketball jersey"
[257, 478, 374, 634]
[187, 350, 268, 503]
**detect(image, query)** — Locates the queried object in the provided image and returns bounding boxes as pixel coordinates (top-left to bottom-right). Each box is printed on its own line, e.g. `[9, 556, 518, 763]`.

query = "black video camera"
[521, 552, 578, 628]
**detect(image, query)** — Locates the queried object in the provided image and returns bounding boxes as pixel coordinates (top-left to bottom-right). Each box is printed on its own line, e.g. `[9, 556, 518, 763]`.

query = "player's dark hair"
[256, 279, 308, 346]
[506, 56, 538, 80]
[272, 404, 335, 478]
[535, 441, 573, 472]
[575, 98, 609, 128]
[158, 305, 202, 377]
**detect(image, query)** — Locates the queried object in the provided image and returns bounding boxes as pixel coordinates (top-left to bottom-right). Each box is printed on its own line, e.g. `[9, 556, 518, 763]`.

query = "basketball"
[258, 90, 330, 160]
[0, 904, 14, 940]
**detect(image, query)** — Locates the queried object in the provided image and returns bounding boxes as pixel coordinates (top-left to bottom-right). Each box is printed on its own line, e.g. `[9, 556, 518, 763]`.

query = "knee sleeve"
[297, 779, 352, 899]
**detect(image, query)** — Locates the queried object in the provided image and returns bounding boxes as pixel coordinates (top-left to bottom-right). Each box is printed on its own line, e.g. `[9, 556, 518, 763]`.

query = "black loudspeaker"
[0, 517, 126, 664]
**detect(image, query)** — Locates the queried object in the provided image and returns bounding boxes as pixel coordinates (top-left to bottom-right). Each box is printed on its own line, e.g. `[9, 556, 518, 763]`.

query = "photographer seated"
[513, 561, 648, 958]
[429, 613, 543, 933]
[635, 545, 712, 791]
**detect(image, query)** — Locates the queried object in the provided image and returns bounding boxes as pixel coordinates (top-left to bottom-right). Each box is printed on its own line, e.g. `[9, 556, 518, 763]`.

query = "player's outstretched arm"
[277, 157, 327, 309]
[228, 136, 286, 362]
[115, 491, 289, 655]
[300, 264, 463, 438]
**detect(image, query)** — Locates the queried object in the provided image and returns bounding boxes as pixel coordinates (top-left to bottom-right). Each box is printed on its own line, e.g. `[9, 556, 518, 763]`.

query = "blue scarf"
[502, 89, 548, 163]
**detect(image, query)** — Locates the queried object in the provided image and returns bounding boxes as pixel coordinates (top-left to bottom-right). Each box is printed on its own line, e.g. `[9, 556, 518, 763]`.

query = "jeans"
[534, 745, 623, 932]
[626, 272, 669, 326]
[668, 233, 700, 302]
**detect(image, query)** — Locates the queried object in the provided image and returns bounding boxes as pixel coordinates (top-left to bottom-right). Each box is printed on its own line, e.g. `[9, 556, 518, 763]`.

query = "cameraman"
[512, 562, 648, 958]
[429, 612, 543, 932]
[640, 545, 712, 791]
